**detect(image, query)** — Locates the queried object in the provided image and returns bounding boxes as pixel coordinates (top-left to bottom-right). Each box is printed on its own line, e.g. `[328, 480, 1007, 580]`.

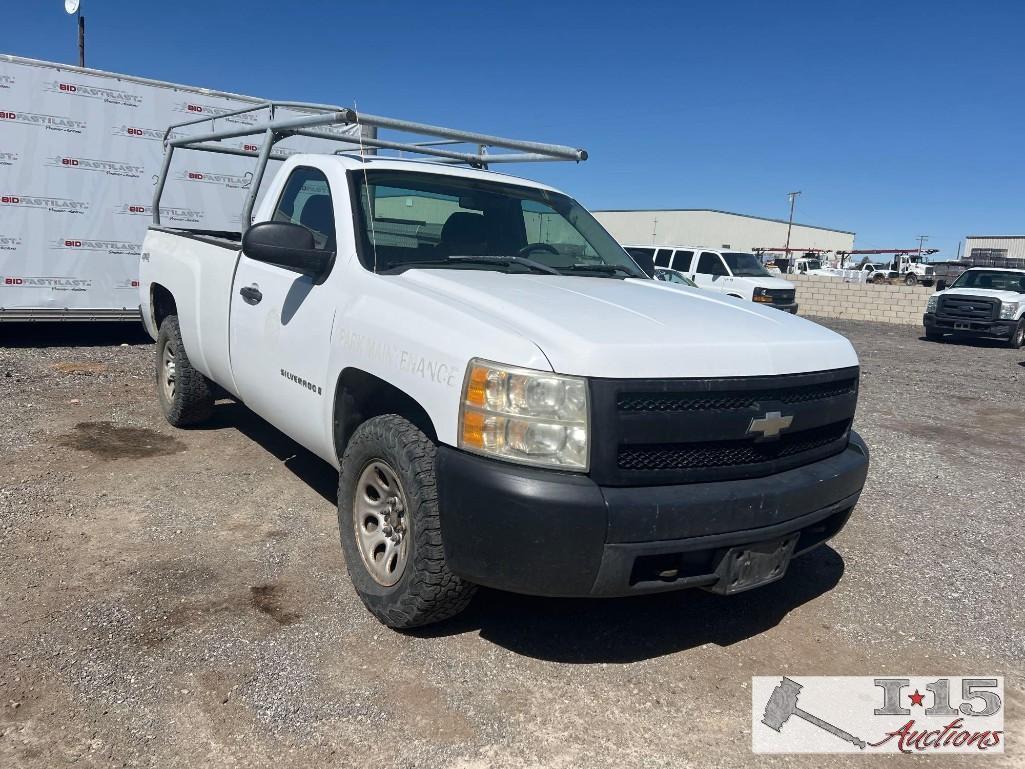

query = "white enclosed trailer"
[0, 55, 361, 321]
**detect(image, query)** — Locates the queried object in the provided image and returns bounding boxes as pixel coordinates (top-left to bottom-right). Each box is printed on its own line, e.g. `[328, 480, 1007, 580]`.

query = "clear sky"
[3, 1, 1022, 258]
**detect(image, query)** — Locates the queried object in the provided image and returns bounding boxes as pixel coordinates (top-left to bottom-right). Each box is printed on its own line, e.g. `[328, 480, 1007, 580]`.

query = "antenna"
[353, 104, 379, 274]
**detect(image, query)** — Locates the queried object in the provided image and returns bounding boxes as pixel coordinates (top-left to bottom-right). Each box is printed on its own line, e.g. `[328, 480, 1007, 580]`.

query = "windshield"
[351, 170, 646, 278]
[804, 259, 822, 271]
[951, 269, 1025, 292]
[722, 252, 771, 277]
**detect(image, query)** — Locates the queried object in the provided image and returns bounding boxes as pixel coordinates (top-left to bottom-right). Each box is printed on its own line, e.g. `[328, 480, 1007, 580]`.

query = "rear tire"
[1007, 319, 1025, 349]
[338, 415, 476, 629]
[155, 315, 213, 426]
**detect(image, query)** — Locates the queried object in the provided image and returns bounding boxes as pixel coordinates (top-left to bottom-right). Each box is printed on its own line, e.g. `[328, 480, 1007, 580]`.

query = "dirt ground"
[1, 318, 1022, 768]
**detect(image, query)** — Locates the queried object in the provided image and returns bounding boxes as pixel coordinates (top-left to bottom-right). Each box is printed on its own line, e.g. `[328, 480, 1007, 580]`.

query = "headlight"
[458, 359, 589, 470]
[752, 287, 773, 303]
[1000, 301, 1020, 320]
[926, 295, 938, 313]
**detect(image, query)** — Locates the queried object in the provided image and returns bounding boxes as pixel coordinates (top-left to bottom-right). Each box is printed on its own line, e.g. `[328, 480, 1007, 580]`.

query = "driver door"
[691, 251, 731, 295]
[229, 165, 339, 454]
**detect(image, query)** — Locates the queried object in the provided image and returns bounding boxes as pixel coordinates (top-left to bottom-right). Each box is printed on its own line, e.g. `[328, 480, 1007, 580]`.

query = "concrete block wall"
[789, 274, 933, 326]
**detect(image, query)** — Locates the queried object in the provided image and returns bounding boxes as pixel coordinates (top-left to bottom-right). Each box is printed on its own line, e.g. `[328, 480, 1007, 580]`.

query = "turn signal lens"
[458, 359, 589, 471]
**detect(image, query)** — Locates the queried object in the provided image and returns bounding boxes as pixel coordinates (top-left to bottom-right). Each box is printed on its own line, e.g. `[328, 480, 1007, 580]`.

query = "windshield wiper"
[565, 263, 639, 277]
[446, 255, 563, 275]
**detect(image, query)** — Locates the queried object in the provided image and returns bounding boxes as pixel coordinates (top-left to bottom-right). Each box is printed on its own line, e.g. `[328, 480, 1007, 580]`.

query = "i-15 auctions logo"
[44, 80, 141, 107]
[753, 676, 1004, 754]
[0, 151, 17, 166]
[0, 110, 85, 133]
[0, 75, 14, 90]
[47, 155, 144, 179]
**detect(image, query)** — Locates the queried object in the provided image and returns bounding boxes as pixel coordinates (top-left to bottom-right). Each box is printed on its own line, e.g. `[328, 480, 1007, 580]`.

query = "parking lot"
[0, 318, 1022, 768]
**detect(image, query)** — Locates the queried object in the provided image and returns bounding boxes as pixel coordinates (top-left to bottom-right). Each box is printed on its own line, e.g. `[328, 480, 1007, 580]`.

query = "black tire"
[337, 415, 476, 628]
[871, 274, 886, 284]
[904, 274, 918, 286]
[925, 328, 944, 342]
[1007, 319, 1025, 349]
[155, 315, 213, 426]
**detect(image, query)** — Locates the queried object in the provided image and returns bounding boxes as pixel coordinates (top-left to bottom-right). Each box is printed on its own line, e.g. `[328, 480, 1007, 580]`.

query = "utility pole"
[64, 1, 85, 67]
[917, 234, 929, 261]
[784, 191, 802, 254]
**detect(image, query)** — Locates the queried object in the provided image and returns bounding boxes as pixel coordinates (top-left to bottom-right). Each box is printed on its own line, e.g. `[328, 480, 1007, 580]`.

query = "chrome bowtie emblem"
[748, 410, 793, 439]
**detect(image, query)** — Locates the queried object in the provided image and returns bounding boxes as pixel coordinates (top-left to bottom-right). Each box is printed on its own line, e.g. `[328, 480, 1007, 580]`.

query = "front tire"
[338, 415, 476, 628]
[904, 274, 918, 286]
[925, 328, 944, 342]
[1007, 319, 1025, 349]
[156, 315, 213, 426]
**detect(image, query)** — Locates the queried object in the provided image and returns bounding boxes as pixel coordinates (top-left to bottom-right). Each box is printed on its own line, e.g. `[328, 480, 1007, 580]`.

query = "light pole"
[64, 0, 85, 68]
[784, 191, 802, 255]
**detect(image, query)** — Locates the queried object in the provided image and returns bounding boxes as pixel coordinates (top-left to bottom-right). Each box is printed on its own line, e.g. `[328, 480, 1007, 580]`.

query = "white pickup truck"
[924, 267, 1025, 347]
[139, 104, 869, 628]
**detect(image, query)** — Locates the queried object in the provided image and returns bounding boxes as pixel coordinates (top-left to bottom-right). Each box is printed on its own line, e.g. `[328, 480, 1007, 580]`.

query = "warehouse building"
[592, 208, 855, 255]
[963, 235, 1025, 266]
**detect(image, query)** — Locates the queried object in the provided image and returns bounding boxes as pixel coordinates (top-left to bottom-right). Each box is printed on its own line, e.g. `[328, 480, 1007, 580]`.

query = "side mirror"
[242, 221, 333, 278]
[936, 280, 947, 291]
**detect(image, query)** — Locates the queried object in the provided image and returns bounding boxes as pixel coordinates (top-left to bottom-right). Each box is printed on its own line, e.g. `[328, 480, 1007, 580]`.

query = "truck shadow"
[204, 400, 339, 505]
[414, 547, 845, 664]
[0, 321, 151, 348]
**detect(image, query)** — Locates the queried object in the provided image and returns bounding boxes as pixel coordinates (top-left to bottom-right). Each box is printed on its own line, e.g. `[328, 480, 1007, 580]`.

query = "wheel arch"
[150, 283, 177, 330]
[333, 367, 438, 460]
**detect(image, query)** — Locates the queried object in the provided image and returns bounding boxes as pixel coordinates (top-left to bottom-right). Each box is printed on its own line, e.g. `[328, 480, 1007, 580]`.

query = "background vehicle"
[0, 55, 361, 321]
[626, 245, 798, 312]
[924, 267, 1025, 347]
[141, 103, 868, 629]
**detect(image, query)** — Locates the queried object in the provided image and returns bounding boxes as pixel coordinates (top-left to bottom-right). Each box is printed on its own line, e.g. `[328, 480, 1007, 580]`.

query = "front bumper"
[435, 432, 868, 597]
[755, 300, 798, 314]
[924, 312, 1017, 338]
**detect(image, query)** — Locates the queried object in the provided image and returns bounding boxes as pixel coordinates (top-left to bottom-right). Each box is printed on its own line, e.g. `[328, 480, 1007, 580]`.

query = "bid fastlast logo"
[45, 80, 141, 107]
[1, 194, 88, 213]
[52, 238, 141, 255]
[47, 155, 143, 179]
[178, 169, 253, 189]
[752, 676, 1004, 754]
[0, 109, 85, 133]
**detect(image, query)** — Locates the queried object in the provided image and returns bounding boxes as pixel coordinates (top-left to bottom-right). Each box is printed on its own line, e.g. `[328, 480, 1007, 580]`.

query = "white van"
[625, 245, 798, 313]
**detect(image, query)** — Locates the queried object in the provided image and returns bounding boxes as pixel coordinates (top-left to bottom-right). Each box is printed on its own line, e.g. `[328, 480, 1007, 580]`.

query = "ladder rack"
[152, 100, 588, 226]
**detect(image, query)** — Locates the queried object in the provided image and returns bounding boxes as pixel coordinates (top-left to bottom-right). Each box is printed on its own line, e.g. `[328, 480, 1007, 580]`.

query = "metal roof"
[591, 208, 855, 235]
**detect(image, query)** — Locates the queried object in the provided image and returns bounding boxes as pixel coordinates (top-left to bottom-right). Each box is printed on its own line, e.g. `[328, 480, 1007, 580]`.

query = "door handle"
[239, 285, 262, 305]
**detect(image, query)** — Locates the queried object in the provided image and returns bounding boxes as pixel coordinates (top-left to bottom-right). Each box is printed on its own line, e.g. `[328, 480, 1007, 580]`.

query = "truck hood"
[939, 287, 1023, 302]
[397, 270, 857, 378]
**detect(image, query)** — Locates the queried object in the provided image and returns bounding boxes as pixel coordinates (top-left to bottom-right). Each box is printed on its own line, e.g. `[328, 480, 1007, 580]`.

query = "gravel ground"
[0, 319, 1022, 768]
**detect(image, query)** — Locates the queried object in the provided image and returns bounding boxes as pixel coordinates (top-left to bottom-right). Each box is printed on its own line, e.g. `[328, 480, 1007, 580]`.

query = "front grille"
[618, 420, 850, 471]
[761, 288, 796, 305]
[938, 295, 998, 321]
[588, 367, 859, 486]
[618, 376, 857, 413]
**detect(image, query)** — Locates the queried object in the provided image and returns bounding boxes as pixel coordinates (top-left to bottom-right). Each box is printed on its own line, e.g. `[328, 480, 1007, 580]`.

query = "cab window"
[673, 250, 694, 271]
[653, 248, 674, 268]
[697, 251, 728, 277]
[272, 166, 336, 251]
